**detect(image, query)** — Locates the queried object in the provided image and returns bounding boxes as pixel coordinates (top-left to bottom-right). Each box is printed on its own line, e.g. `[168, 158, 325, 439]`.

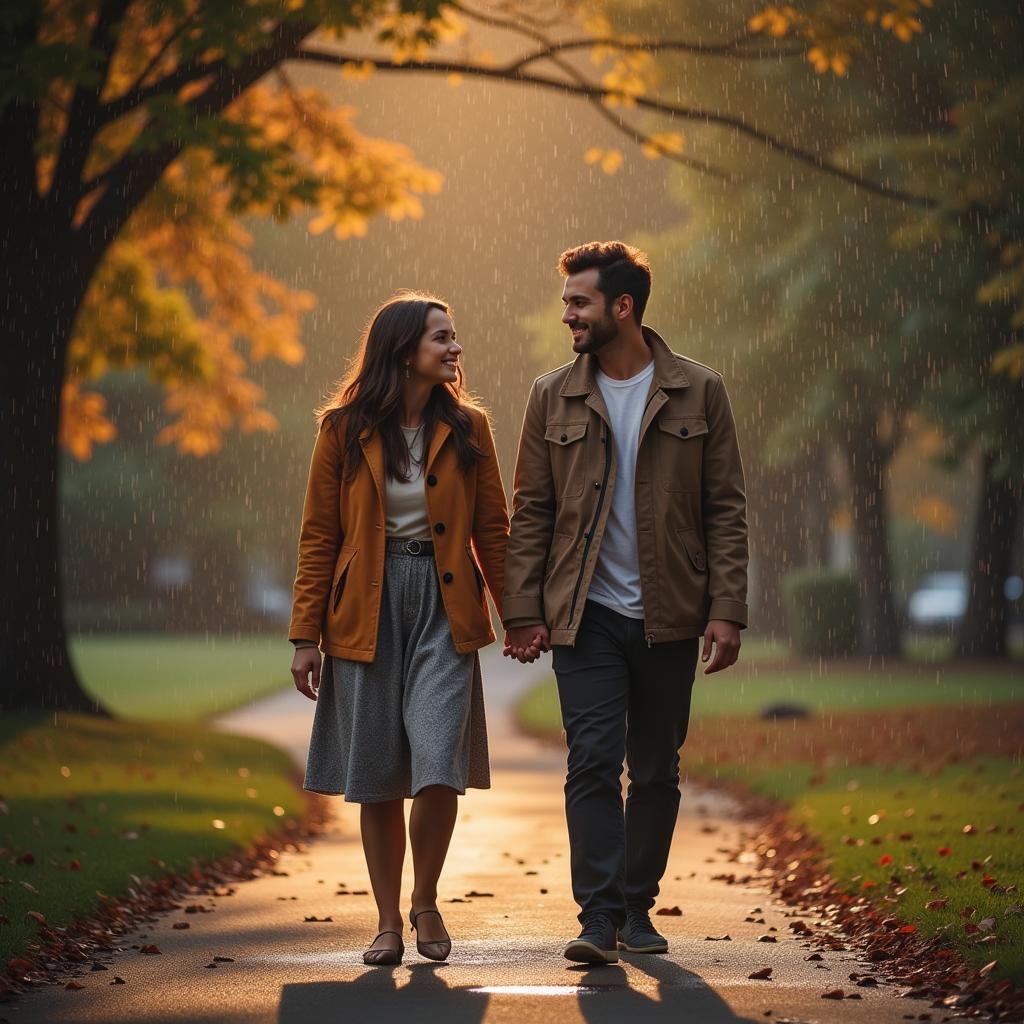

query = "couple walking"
[288, 241, 748, 967]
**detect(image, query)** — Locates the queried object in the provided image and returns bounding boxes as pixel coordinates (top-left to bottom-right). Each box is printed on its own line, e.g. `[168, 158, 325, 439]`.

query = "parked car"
[907, 571, 1024, 632]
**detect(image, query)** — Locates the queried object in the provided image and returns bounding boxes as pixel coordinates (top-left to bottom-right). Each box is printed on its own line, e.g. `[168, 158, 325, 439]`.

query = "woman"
[288, 292, 508, 966]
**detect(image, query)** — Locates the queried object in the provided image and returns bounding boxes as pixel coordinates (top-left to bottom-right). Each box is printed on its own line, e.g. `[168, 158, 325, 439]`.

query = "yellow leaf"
[600, 150, 623, 175]
[341, 60, 375, 81]
[583, 147, 604, 165]
[447, 73, 462, 87]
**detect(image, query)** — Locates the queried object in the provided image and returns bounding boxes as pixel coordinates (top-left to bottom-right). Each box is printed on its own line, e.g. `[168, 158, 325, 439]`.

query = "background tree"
[2, 0, 936, 712]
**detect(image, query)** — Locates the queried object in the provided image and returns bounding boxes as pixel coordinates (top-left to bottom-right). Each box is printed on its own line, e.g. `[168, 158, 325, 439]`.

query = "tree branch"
[84, 19, 315, 248]
[449, 3, 801, 72]
[507, 37, 805, 74]
[586, 99, 741, 183]
[119, 9, 201, 99]
[291, 47, 936, 207]
[49, 0, 134, 218]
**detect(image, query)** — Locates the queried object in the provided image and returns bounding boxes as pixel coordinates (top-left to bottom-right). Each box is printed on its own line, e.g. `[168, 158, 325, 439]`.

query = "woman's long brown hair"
[315, 291, 483, 481]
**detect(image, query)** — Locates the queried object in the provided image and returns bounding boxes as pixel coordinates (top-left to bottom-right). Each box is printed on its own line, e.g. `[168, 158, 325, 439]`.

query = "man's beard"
[572, 312, 618, 353]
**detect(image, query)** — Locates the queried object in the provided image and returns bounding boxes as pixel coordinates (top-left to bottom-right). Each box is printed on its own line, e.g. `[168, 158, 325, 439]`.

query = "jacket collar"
[559, 326, 689, 397]
[358, 420, 453, 502]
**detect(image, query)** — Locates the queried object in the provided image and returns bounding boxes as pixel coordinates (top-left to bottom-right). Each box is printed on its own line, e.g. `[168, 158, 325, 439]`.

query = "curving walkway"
[14, 649, 925, 1023]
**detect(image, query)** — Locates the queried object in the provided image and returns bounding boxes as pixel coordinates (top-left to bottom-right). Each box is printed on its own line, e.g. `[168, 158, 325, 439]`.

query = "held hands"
[702, 619, 741, 675]
[291, 647, 323, 700]
[503, 624, 550, 664]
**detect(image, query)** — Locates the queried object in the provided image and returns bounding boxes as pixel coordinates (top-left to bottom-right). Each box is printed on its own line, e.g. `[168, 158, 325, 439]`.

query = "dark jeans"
[552, 600, 698, 927]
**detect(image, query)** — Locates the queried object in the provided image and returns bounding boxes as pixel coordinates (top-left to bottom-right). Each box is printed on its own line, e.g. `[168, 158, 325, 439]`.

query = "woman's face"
[408, 307, 461, 385]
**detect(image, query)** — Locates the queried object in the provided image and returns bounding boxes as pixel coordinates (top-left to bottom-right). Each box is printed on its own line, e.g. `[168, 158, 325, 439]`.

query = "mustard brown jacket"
[503, 327, 748, 646]
[289, 406, 509, 660]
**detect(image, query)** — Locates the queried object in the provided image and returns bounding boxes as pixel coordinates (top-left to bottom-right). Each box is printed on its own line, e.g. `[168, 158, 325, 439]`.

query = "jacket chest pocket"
[657, 416, 708, 492]
[545, 421, 588, 498]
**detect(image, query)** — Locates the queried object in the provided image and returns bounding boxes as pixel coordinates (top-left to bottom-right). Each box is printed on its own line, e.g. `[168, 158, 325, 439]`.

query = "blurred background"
[56, 1, 1021, 715]
[4, 0, 1023, 988]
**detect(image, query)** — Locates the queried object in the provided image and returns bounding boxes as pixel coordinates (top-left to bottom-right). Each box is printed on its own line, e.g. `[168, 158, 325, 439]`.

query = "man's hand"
[503, 624, 550, 664]
[291, 647, 322, 700]
[701, 619, 741, 675]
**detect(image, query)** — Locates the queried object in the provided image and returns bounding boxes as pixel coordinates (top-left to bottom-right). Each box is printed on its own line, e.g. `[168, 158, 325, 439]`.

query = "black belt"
[385, 537, 434, 556]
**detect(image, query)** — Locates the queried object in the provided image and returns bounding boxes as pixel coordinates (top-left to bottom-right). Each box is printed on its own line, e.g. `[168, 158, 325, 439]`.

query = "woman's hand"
[291, 647, 323, 700]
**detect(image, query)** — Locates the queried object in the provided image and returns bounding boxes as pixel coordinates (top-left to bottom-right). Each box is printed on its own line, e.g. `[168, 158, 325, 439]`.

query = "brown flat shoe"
[409, 908, 451, 961]
[363, 930, 404, 966]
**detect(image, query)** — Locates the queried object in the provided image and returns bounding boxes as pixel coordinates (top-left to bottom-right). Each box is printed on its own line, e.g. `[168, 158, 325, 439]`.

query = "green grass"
[516, 664, 1024, 737]
[713, 758, 1024, 983]
[69, 633, 290, 719]
[0, 713, 306, 964]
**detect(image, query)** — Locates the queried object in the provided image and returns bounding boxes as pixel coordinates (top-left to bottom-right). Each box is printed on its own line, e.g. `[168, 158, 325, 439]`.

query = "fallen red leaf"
[937, 845, 952, 857]
[878, 854, 893, 866]
[925, 898, 948, 910]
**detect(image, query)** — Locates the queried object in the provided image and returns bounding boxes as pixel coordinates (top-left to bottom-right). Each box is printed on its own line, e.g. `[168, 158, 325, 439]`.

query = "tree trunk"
[747, 461, 805, 637]
[844, 428, 902, 658]
[955, 451, 1020, 659]
[0, 213, 107, 713]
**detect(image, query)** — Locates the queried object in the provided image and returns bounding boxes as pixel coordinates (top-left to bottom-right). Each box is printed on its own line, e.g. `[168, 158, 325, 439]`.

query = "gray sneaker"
[564, 913, 620, 964]
[617, 910, 668, 953]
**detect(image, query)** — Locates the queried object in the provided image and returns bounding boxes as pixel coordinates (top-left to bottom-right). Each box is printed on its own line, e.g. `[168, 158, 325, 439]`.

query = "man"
[503, 241, 748, 964]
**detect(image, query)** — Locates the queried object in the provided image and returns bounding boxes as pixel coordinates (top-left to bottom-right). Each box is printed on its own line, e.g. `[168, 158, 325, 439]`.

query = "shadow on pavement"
[279, 958, 759, 1024]
[568, 959, 761, 1024]
[279, 963, 488, 1023]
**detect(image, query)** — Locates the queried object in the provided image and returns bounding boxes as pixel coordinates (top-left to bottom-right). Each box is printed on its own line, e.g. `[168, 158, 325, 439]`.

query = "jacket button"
[434, 522, 446, 535]
[560, 433, 567, 442]
[442, 571, 453, 584]
[593, 481, 601, 490]
[680, 426, 689, 436]
[427, 474, 437, 486]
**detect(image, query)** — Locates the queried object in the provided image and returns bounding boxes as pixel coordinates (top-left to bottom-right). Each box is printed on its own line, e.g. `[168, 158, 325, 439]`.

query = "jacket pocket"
[545, 421, 588, 498]
[466, 544, 486, 597]
[658, 416, 708, 491]
[331, 546, 358, 612]
[677, 528, 708, 573]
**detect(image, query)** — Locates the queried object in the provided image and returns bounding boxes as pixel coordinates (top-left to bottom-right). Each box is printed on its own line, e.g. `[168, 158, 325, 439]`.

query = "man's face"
[561, 268, 618, 354]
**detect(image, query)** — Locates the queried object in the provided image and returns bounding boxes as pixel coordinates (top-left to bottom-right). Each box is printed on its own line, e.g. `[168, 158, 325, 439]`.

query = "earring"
[404, 363, 411, 380]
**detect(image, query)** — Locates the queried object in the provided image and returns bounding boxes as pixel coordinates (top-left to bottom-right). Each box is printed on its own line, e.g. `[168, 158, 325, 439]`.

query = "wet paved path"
[12, 650, 921, 1024]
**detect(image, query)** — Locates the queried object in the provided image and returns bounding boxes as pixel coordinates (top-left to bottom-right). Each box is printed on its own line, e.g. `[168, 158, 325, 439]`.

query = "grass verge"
[0, 713, 306, 964]
[517, 677, 1024, 983]
[69, 633, 290, 719]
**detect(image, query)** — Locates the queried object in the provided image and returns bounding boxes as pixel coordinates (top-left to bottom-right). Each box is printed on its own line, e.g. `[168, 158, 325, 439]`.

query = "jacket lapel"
[426, 421, 452, 471]
[358, 429, 386, 509]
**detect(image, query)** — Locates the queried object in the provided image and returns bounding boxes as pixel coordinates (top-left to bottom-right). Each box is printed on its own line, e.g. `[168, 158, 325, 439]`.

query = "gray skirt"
[304, 541, 490, 803]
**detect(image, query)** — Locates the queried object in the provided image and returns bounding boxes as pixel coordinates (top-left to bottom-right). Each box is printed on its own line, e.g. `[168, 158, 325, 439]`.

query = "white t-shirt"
[385, 424, 431, 540]
[587, 360, 655, 619]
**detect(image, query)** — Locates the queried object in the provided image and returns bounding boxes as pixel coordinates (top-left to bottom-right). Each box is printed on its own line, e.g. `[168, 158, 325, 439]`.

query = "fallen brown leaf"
[140, 944, 161, 955]
[748, 967, 773, 980]
[655, 906, 682, 916]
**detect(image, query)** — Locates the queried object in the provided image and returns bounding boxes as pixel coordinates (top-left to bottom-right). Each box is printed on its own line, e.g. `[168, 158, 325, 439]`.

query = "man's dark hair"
[558, 241, 652, 325]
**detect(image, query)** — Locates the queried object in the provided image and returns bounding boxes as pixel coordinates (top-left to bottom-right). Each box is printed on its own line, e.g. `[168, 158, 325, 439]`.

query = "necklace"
[403, 422, 425, 467]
